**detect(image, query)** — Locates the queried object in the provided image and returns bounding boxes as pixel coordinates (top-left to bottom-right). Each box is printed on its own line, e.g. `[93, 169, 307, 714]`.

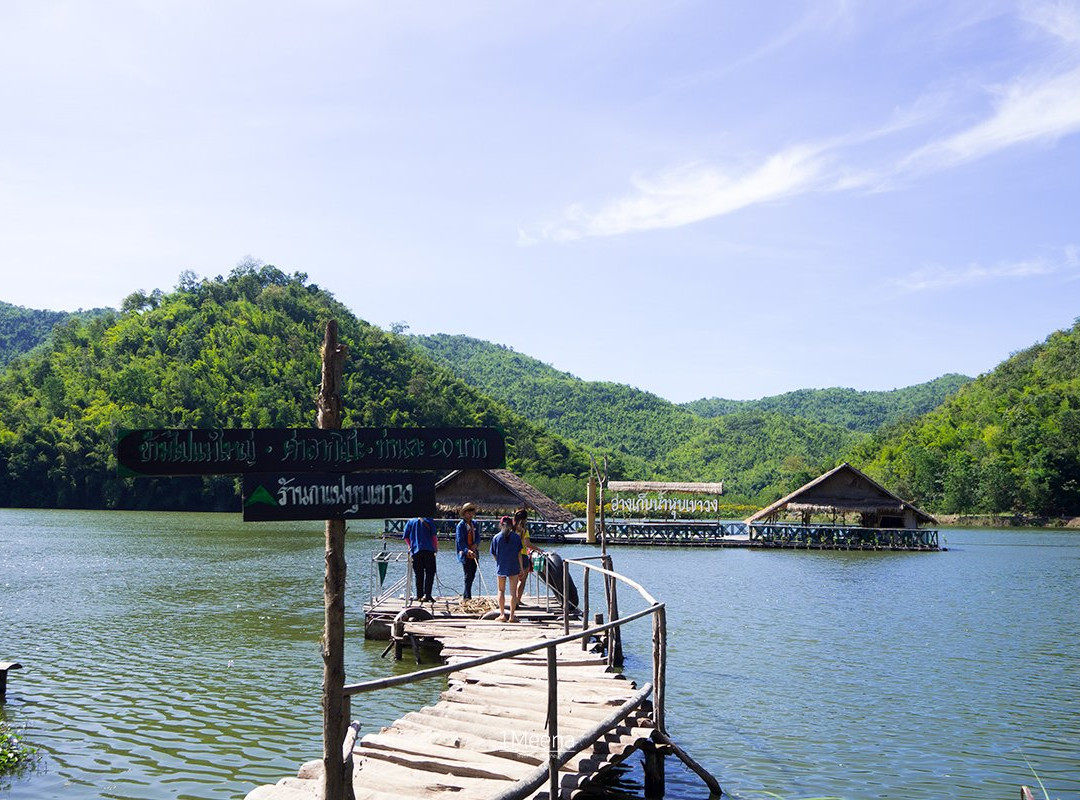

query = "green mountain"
[410, 334, 705, 466]
[0, 301, 111, 368]
[661, 412, 863, 498]
[410, 334, 866, 502]
[852, 320, 1080, 516]
[683, 374, 972, 432]
[0, 267, 589, 510]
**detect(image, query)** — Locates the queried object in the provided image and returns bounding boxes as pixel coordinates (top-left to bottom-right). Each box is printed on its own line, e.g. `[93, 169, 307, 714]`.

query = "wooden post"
[581, 566, 590, 651]
[0, 661, 21, 702]
[652, 604, 666, 735]
[342, 696, 356, 800]
[546, 643, 559, 800]
[562, 559, 571, 636]
[586, 475, 597, 544]
[642, 739, 666, 799]
[599, 461, 607, 555]
[602, 554, 623, 667]
[318, 320, 349, 800]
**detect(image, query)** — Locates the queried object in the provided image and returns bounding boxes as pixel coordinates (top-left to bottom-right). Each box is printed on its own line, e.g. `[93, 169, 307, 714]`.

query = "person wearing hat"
[455, 502, 480, 599]
[491, 515, 522, 622]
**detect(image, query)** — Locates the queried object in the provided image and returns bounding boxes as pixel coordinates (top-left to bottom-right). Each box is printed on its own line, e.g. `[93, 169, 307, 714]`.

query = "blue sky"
[1, 1, 1078, 402]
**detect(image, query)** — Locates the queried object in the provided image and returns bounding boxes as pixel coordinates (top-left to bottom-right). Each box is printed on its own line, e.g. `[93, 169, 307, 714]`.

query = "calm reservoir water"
[1, 510, 1078, 799]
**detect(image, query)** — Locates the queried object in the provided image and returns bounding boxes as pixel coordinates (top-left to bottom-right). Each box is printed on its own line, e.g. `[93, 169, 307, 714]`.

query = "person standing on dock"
[455, 503, 480, 599]
[403, 516, 438, 603]
[513, 507, 535, 605]
[491, 515, 522, 622]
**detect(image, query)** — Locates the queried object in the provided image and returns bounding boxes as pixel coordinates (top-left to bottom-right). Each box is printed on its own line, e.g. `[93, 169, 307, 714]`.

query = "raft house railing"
[748, 523, 939, 550]
[384, 517, 570, 543]
[384, 519, 940, 550]
[342, 554, 722, 800]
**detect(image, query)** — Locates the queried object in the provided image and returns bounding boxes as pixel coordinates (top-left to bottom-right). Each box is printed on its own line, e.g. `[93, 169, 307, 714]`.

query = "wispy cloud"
[891, 246, 1080, 292]
[534, 145, 829, 243]
[902, 65, 1080, 170]
[528, 0, 1080, 243]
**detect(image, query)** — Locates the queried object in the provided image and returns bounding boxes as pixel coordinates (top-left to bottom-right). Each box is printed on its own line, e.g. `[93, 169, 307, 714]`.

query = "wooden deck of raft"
[246, 599, 656, 800]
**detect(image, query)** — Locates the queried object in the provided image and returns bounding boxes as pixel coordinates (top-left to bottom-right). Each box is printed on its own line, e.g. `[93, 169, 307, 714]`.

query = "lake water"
[1, 510, 1077, 800]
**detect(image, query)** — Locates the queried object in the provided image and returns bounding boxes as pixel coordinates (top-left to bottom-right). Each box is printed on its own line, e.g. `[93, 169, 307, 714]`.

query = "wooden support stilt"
[652, 729, 723, 797]
[641, 739, 666, 798]
[0, 661, 21, 702]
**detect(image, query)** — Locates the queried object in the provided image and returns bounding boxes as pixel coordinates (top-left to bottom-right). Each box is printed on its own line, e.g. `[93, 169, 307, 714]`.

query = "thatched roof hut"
[435, 468, 574, 523]
[745, 462, 936, 529]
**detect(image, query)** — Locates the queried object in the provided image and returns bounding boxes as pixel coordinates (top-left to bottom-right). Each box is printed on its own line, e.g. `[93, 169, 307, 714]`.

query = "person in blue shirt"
[402, 516, 438, 603]
[490, 516, 522, 622]
[455, 503, 480, 599]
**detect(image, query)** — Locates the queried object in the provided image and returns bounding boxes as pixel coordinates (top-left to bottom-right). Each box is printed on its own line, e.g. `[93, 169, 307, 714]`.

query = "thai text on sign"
[117, 427, 505, 476]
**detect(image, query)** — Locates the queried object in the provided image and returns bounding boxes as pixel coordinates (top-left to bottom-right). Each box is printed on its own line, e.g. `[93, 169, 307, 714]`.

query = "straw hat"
[461, 502, 477, 513]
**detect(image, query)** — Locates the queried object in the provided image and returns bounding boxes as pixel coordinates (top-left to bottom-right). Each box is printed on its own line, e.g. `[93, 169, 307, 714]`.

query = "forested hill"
[410, 333, 707, 465]
[0, 301, 110, 368]
[852, 319, 1080, 517]
[683, 374, 972, 432]
[0, 267, 590, 510]
[410, 333, 866, 501]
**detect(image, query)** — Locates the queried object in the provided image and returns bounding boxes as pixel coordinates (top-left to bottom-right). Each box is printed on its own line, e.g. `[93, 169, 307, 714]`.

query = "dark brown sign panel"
[117, 427, 505, 476]
[242, 472, 436, 522]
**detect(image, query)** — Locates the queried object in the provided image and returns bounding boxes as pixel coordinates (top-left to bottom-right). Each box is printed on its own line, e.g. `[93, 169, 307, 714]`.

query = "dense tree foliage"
[661, 411, 864, 500]
[852, 320, 1080, 516]
[683, 374, 972, 432]
[410, 334, 866, 503]
[0, 267, 589, 510]
[0, 301, 109, 368]
[6, 277, 1074, 515]
[410, 334, 706, 465]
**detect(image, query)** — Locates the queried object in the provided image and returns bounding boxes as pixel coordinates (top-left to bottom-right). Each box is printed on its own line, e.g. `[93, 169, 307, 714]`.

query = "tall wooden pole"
[318, 320, 349, 800]
[586, 475, 597, 544]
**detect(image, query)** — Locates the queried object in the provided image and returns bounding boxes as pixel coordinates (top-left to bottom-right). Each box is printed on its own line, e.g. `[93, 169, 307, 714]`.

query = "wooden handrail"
[343, 602, 659, 695]
[339, 554, 695, 799]
[488, 681, 655, 800]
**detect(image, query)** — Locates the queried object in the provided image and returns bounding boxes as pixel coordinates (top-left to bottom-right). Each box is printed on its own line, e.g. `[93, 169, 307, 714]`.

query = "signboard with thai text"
[117, 427, 505, 476]
[241, 472, 436, 521]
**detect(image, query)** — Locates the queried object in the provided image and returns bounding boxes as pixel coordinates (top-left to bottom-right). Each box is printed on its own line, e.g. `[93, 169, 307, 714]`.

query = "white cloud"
[529, 1, 1080, 243]
[1022, 0, 1080, 43]
[902, 64, 1080, 170]
[891, 247, 1079, 292]
[534, 145, 829, 243]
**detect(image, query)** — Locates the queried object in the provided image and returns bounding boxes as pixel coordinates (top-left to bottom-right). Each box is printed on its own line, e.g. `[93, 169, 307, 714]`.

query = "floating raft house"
[745, 462, 939, 549]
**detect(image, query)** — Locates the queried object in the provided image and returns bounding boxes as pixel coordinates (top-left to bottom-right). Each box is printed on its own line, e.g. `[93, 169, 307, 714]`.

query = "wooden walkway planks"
[245, 599, 654, 800]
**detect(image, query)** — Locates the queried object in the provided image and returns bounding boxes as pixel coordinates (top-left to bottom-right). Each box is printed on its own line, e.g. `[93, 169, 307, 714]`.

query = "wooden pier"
[246, 556, 720, 800]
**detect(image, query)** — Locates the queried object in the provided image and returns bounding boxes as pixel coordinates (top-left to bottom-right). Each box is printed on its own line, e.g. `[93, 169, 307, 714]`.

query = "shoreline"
[936, 513, 1080, 529]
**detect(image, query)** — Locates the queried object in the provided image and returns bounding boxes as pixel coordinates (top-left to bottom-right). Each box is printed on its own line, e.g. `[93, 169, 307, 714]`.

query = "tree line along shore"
[0, 266, 1077, 519]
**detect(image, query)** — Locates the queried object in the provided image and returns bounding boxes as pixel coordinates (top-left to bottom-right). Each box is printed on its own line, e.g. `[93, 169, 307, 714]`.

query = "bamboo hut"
[745, 462, 936, 529]
[435, 468, 574, 523]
